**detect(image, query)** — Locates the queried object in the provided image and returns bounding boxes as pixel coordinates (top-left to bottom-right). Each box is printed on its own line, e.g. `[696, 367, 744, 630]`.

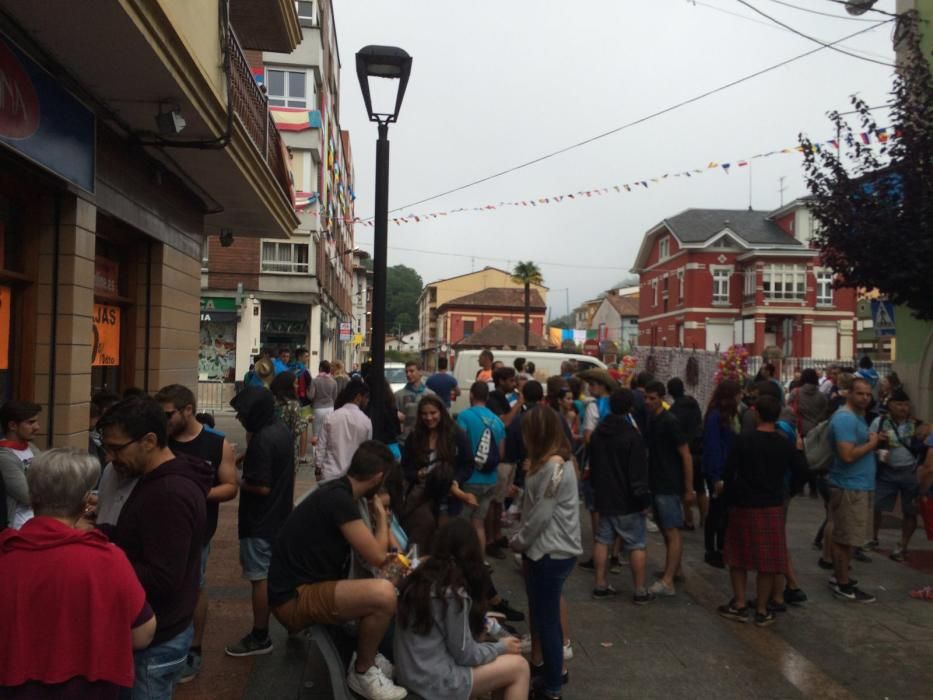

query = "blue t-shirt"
[425, 371, 458, 408]
[829, 408, 876, 491]
[457, 406, 506, 486]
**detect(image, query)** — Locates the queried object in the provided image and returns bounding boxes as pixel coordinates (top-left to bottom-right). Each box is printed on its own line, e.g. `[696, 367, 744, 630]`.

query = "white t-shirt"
[8, 444, 34, 529]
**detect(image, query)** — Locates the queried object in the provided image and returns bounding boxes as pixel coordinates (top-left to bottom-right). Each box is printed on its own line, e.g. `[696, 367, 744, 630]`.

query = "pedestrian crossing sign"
[871, 300, 896, 337]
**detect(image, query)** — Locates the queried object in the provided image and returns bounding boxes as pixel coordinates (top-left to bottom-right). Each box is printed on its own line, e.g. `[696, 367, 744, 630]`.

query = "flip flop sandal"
[909, 587, 933, 601]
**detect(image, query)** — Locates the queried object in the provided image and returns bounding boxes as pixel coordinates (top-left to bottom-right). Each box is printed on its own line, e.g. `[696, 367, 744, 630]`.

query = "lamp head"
[355, 45, 412, 124]
[845, 0, 877, 15]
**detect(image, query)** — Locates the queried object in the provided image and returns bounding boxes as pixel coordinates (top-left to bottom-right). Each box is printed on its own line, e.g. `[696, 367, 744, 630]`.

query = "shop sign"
[0, 32, 95, 192]
[0, 286, 10, 370]
[200, 296, 237, 323]
[92, 303, 121, 366]
[94, 257, 119, 295]
[339, 322, 352, 341]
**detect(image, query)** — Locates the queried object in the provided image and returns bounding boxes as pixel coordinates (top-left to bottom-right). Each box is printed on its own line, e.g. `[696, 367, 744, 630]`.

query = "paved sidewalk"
[177, 421, 933, 699]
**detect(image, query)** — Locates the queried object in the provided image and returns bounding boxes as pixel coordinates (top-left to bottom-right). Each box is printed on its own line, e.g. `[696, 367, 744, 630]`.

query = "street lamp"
[356, 45, 412, 440]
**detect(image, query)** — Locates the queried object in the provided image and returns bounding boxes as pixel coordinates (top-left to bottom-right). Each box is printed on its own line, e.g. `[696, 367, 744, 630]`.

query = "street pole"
[369, 122, 390, 439]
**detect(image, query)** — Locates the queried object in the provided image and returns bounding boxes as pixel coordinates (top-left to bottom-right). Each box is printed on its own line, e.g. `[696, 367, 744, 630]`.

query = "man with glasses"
[156, 384, 238, 683]
[95, 395, 213, 700]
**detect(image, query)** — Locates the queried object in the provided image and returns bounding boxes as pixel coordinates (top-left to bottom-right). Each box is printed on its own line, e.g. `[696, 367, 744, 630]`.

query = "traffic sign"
[871, 300, 896, 337]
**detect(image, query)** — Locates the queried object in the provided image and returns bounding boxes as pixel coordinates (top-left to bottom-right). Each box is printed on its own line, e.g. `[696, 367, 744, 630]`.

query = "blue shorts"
[653, 494, 685, 530]
[596, 513, 647, 551]
[239, 537, 273, 581]
[875, 471, 919, 517]
[199, 542, 211, 589]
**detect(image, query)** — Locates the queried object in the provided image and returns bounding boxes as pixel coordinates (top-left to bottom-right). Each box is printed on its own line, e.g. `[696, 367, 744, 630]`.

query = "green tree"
[386, 264, 423, 334]
[799, 13, 933, 318]
[511, 261, 544, 347]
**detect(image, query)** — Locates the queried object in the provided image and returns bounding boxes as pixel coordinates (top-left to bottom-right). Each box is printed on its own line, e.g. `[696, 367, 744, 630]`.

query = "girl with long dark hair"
[270, 370, 307, 470]
[394, 520, 529, 700]
[400, 395, 475, 553]
[702, 380, 742, 569]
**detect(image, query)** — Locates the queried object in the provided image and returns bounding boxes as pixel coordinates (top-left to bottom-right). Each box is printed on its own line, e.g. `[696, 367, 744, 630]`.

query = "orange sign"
[92, 303, 121, 367]
[0, 286, 10, 371]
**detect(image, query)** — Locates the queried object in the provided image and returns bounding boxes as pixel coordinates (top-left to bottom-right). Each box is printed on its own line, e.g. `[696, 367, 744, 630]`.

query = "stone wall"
[632, 346, 723, 410]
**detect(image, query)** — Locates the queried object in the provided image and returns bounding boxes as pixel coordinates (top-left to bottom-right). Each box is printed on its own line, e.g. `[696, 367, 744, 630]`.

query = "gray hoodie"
[394, 587, 506, 700]
[510, 456, 582, 561]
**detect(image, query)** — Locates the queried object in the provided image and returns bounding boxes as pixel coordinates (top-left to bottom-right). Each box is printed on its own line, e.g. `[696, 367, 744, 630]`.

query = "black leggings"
[705, 479, 727, 554]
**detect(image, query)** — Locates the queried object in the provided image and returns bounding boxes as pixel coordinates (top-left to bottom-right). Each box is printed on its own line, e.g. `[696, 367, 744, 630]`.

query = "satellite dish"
[845, 0, 877, 16]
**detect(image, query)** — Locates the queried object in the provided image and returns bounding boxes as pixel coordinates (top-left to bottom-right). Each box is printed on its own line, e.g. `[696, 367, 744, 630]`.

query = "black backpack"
[474, 422, 501, 474]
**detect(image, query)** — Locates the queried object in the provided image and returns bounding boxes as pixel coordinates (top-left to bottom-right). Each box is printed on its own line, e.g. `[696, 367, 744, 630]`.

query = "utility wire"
[763, 0, 879, 21]
[735, 0, 895, 67]
[361, 18, 893, 221]
[693, 0, 892, 60]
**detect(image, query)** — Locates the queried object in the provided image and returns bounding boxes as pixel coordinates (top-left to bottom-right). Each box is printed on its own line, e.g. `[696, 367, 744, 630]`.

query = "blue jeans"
[130, 624, 193, 700]
[525, 555, 576, 695]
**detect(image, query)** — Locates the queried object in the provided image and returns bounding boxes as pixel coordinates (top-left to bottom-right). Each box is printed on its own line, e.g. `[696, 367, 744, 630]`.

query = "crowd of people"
[0, 348, 931, 699]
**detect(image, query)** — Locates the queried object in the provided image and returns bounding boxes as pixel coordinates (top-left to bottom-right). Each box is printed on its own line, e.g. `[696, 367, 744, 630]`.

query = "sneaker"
[828, 575, 858, 587]
[890, 546, 907, 562]
[491, 598, 525, 622]
[609, 556, 623, 574]
[347, 664, 408, 700]
[648, 579, 676, 597]
[853, 548, 872, 563]
[831, 583, 876, 603]
[817, 557, 835, 570]
[633, 591, 656, 605]
[704, 551, 725, 569]
[784, 587, 808, 605]
[646, 519, 660, 533]
[350, 652, 394, 679]
[717, 602, 749, 623]
[863, 539, 880, 551]
[178, 651, 202, 684]
[578, 557, 596, 570]
[225, 632, 273, 657]
[592, 585, 621, 599]
[754, 611, 777, 627]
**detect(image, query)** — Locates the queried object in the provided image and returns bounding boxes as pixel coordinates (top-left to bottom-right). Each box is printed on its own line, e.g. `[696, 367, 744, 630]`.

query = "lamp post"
[356, 45, 412, 440]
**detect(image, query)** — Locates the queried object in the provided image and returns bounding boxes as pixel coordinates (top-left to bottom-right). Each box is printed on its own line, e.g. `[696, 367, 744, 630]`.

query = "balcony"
[230, 0, 301, 53]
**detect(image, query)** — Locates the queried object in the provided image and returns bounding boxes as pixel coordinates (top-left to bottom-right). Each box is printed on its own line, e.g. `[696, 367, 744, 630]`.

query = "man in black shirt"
[269, 441, 407, 700]
[225, 387, 295, 658]
[667, 377, 706, 531]
[487, 366, 521, 427]
[644, 381, 694, 597]
[156, 384, 238, 682]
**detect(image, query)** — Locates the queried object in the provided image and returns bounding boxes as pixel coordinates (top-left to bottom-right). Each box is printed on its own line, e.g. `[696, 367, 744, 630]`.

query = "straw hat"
[577, 368, 620, 393]
[254, 358, 275, 384]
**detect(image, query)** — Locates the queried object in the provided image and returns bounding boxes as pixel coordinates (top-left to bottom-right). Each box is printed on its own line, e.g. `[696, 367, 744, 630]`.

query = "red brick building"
[436, 288, 547, 348]
[631, 201, 857, 358]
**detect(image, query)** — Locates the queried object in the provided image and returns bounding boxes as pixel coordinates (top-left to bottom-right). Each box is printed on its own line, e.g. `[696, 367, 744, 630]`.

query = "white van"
[448, 350, 607, 415]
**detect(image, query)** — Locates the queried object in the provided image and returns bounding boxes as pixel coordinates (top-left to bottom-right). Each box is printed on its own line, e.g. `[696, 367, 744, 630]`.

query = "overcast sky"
[332, 0, 898, 318]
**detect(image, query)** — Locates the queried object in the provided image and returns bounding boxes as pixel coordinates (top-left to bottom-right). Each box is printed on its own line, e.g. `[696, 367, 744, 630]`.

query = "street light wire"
[362, 18, 893, 221]
[762, 0, 879, 21]
[734, 0, 896, 67]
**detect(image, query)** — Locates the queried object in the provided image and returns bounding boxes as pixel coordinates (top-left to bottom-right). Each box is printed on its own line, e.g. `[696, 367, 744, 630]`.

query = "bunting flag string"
[313, 126, 897, 227]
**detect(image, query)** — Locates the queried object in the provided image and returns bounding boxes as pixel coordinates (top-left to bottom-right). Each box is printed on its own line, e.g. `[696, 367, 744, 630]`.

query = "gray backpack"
[804, 419, 833, 473]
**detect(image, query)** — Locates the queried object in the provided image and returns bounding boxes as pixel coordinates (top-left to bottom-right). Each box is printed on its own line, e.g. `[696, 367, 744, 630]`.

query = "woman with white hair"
[0, 448, 156, 698]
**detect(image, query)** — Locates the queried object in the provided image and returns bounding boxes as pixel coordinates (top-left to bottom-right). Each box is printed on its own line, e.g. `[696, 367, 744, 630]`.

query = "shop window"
[92, 229, 135, 396]
[266, 68, 307, 108]
[262, 241, 309, 274]
[0, 196, 28, 403]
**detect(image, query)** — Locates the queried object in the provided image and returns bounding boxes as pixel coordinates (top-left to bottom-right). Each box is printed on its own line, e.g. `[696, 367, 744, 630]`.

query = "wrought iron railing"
[228, 31, 293, 202]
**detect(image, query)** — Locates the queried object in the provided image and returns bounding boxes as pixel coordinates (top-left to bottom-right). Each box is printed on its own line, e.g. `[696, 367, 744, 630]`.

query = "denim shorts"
[239, 537, 273, 581]
[132, 624, 193, 700]
[596, 512, 647, 551]
[653, 494, 685, 530]
[199, 542, 211, 590]
[875, 471, 919, 517]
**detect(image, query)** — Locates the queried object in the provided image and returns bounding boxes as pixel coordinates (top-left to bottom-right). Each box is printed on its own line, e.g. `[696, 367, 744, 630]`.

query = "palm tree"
[511, 261, 544, 348]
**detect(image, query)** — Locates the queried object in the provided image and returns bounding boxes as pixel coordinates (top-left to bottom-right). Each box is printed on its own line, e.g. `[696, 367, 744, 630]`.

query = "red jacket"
[0, 517, 147, 688]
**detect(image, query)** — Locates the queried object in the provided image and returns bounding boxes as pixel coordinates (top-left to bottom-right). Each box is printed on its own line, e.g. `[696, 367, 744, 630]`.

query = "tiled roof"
[440, 287, 546, 311]
[454, 320, 552, 349]
[664, 209, 801, 246]
[606, 294, 639, 317]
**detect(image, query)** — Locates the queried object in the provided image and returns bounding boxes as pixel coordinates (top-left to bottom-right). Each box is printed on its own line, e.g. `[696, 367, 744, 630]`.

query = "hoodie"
[231, 387, 295, 540]
[587, 413, 652, 516]
[0, 517, 147, 688]
[103, 452, 211, 646]
[795, 384, 828, 436]
[394, 587, 506, 700]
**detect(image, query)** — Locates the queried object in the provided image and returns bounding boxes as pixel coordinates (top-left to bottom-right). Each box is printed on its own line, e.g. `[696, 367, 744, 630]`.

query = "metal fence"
[747, 357, 894, 385]
[197, 381, 238, 412]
